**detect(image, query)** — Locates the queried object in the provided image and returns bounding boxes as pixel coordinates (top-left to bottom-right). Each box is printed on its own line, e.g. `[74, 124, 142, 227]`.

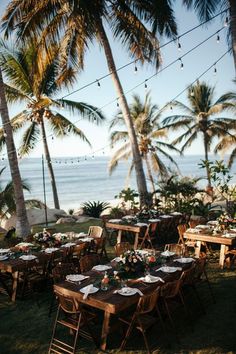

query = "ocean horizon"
[0, 155, 235, 212]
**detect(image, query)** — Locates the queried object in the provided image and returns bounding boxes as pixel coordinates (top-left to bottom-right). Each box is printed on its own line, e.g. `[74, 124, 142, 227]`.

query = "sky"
[0, 1, 235, 159]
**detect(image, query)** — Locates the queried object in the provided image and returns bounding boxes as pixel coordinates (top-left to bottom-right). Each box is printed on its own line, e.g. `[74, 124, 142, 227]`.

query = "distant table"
[184, 231, 236, 268]
[105, 222, 146, 249]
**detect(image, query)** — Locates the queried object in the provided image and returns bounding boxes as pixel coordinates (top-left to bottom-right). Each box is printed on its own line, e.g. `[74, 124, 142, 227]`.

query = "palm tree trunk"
[40, 119, 60, 209]
[203, 132, 212, 188]
[0, 68, 30, 238]
[144, 155, 156, 195]
[229, 0, 236, 75]
[96, 21, 149, 208]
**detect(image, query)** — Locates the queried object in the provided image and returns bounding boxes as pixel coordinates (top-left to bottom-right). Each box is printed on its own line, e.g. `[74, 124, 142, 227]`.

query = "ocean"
[0, 155, 235, 212]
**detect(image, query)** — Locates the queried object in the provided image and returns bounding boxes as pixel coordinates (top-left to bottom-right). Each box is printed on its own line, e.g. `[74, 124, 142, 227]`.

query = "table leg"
[11, 271, 19, 302]
[100, 311, 111, 351]
[195, 241, 201, 258]
[220, 245, 228, 269]
[117, 230, 122, 244]
[134, 233, 139, 250]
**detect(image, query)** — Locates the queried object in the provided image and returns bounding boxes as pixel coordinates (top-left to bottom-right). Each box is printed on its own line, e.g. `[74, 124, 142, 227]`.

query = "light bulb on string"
[224, 16, 229, 27]
[116, 99, 119, 107]
[84, 156, 87, 161]
[96, 79, 101, 88]
[170, 105, 173, 111]
[216, 33, 220, 43]
[177, 38, 182, 51]
[179, 58, 184, 70]
[51, 136, 54, 140]
[134, 63, 138, 74]
[92, 155, 95, 159]
[1, 157, 4, 161]
[144, 80, 148, 90]
[214, 64, 217, 75]
[190, 88, 194, 97]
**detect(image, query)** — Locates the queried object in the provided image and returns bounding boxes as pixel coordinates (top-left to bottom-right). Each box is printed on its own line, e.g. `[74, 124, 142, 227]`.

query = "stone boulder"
[56, 217, 76, 224]
[1, 208, 67, 229]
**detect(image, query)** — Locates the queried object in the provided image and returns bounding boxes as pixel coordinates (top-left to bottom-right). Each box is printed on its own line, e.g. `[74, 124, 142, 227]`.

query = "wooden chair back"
[160, 279, 182, 299]
[164, 243, 188, 256]
[177, 224, 188, 244]
[136, 288, 160, 315]
[88, 226, 103, 238]
[52, 263, 76, 283]
[139, 222, 158, 249]
[114, 242, 131, 256]
[79, 254, 100, 273]
[54, 287, 79, 314]
[72, 243, 88, 258]
[180, 264, 196, 285]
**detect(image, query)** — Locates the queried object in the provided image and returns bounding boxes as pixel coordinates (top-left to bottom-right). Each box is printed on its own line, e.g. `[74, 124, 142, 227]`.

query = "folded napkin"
[161, 250, 175, 257]
[139, 275, 165, 283]
[61, 242, 76, 248]
[44, 247, 59, 253]
[0, 248, 10, 254]
[82, 284, 94, 300]
[114, 287, 143, 296]
[223, 233, 236, 238]
[111, 257, 122, 262]
[135, 222, 148, 227]
[174, 257, 195, 264]
[186, 228, 200, 233]
[66, 274, 90, 282]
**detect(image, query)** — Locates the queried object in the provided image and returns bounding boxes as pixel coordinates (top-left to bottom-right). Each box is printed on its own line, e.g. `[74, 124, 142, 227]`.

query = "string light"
[96, 79, 101, 88]
[214, 63, 217, 74]
[177, 37, 182, 51]
[134, 63, 138, 73]
[116, 99, 119, 107]
[216, 32, 220, 43]
[224, 16, 229, 27]
[179, 58, 184, 70]
[190, 88, 195, 97]
[144, 80, 148, 90]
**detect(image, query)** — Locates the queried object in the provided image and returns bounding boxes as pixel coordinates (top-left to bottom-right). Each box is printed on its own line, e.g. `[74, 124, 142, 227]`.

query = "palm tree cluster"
[0, 0, 235, 237]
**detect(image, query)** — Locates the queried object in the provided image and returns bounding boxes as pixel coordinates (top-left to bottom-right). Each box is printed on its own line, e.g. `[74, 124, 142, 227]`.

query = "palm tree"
[0, 67, 30, 238]
[1, 0, 178, 207]
[162, 81, 236, 188]
[109, 93, 180, 195]
[0, 166, 44, 219]
[0, 40, 105, 210]
[182, 0, 236, 74]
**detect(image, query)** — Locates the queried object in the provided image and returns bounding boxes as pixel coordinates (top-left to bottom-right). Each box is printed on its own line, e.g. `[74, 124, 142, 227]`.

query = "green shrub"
[82, 201, 110, 218]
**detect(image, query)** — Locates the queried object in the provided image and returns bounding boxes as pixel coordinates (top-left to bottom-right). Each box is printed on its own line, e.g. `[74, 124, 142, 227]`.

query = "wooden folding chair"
[79, 254, 100, 273]
[138, 222, 158, 249]
[164, 243, 188, 256]
[88, 226, 103, 238]
[48, 287, 98, 354]
[114, 242, 131, 256]
[119, 288, 164, 353]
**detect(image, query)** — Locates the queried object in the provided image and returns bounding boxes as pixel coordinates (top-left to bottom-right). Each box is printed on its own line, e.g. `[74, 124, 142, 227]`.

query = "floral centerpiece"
[33, 229, 67, 247]
[117, 250, 150, 278]
[215, 212, 234, 232]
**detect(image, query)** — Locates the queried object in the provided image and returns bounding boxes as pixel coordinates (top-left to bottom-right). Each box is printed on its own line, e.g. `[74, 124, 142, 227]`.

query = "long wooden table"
[54, 259, 191, 350]
[105, 222, 146, 249]
[184, 231, 236, 268]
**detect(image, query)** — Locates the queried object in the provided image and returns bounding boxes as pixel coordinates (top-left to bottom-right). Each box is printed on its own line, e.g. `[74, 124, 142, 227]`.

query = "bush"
[82, 201, 110, 218]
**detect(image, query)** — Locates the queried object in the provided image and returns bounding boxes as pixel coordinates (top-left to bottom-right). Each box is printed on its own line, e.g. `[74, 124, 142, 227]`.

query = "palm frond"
[18, 123, 41, 156]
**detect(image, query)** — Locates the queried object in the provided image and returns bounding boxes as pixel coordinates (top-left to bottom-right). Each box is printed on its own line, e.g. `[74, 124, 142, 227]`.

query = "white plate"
[135, 223, 148, 227]
[0, 248, 10, 254]
[140, 275, 164, 283]
[66, 274, 89, 282]
[223, 233, 236, 238]
[117, 287, 138, 296]
[19, 255, 37, 261]
[148, 219, 161, 223]
[174, 257, 194, 264]
[0, 255, 8, 261]
[195, 225, 210, 229]
[158, 266, 182, 273]
[108, 219, 121, 223]
[61, 243, 76, 248]
[171, 212, 182, 215]
[92, 265, 112, 271]
[80, 285, 99, 295]
[80, 237, 94, 242]
[44, 248, 59, 254]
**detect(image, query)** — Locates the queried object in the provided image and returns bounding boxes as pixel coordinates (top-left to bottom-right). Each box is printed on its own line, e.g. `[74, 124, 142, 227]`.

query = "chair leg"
[204, 271, 215, 303]
[120, 319, 135, 351]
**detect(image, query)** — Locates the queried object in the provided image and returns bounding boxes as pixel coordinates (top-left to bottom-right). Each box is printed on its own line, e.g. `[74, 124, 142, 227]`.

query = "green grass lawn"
[0, 221, 236, 353]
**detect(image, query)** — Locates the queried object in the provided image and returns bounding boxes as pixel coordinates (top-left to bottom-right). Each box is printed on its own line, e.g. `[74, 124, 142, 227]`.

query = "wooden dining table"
[54, 258, 192, 350]
[105, 222, 147, 249]
[184, 231, 236, 268]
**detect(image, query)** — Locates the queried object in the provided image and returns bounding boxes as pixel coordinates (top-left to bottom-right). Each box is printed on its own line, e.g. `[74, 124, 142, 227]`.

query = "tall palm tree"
[109, 93, 180, 194]
[162, 81, 236, 187]
[214, 82, 236, 166]
[0, 40, 105, 209]
[182, 0, 236, 74]
[0, 67, 30, 238]
[1, 0, 178, 207]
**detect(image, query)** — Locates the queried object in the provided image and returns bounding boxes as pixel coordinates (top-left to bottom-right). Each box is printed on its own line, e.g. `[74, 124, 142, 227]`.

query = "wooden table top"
[54, 259, 191, 315]
[184, 231, 236, 246]
[105, 222, 144, 232]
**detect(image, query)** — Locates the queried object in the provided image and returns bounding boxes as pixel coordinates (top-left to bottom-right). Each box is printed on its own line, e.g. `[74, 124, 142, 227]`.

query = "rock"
[56, 217, 75, 224]
[1, 208, 67, 229]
